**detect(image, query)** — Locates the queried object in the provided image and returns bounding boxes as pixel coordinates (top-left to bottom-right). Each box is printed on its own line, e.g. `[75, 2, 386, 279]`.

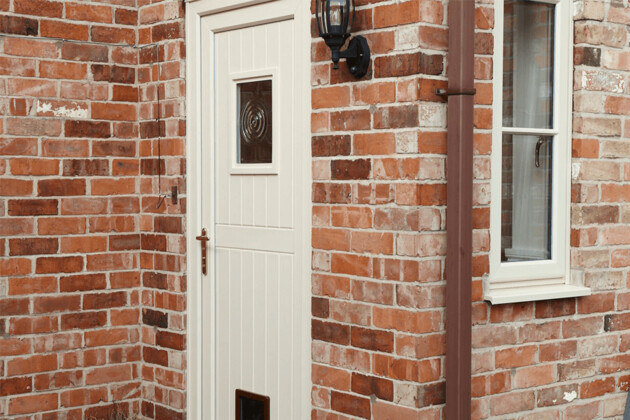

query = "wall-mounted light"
[316, 0, 370, 78]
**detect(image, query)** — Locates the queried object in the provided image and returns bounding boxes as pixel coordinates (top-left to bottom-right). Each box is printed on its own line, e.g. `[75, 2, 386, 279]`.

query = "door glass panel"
[501, 134, 553, 262]
[238, 80, 272, 164]
[502, 0, 554, 129]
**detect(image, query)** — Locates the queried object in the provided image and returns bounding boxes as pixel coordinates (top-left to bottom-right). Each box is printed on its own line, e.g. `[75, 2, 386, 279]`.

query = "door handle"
[196, 228, 209, 275]
[535, 136, 550, 168]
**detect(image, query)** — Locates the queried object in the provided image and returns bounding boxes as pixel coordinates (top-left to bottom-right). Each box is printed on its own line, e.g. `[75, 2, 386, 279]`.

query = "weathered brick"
[36, 256, 83, 274]
[92, 102, 137, 121]
[8, 393, 58, 415]
[143, 346, 168, 366]
[83, 292, 127, 310]
[66, 3, 112, 23]
[154, 216, 181, 233]
[143, 308, 168, 328]
[351, 327, 393, 352]
[151, 21, 183, 42]
[330, 110, 371, 131]
[93, 141, 137, 157]
[331, 159, 371, 180]
[331, 391, 370, 419]
[156, 331, 185, 350]
[0, 377, 32, 397]
[65, 121, 111, 139]
[374, 105, 419, 129]
[312, 319, 350, 345]
[61, 43, 109, 62]
[14, 0, 62, 17]
[4, 38, 58, 58]
[62, 159, 109, 176]
[115, 9, 138, 25]
[60, 274, 107, 292]
[91, 26, 135, 45]
[8, 199, 59, 215]
[92, 64, 136, 84]
[351, 373, 393, 401]
[9, 238, 58, 256]
[0, 15, 38, 36]
[61, 311, 107, 330]
[38, 179, 86, 197]
[312, 135, 351, 156]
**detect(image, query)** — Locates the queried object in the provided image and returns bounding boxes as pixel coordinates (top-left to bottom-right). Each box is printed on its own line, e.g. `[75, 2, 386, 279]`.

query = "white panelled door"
[201, 17, 307, 420]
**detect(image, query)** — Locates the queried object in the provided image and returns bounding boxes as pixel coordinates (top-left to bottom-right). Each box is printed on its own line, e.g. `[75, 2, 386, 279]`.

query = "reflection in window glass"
[501, 134, 553, 262]
[238, 80, 272, 164]
[503, 0, 554, 129]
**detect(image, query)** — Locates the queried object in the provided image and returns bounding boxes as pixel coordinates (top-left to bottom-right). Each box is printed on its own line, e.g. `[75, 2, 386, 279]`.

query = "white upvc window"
[485, 0, 590, 304]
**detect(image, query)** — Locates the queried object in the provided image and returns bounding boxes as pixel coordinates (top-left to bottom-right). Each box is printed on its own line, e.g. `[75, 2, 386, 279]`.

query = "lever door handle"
[196, 228, 209, 275]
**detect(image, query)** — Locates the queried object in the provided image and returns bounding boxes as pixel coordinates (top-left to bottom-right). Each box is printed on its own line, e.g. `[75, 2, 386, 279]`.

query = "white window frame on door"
[185, 0, 312, 418]
[485, 0, 590, 304]
[230, 68, 279, 175]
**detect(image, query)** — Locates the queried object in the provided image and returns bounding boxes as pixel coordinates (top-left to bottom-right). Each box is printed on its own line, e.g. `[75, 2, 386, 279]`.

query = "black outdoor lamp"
[316, 0, 370, 78]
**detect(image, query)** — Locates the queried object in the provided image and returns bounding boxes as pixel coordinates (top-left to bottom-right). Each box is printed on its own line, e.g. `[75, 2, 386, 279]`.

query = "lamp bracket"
[338, 35, 370, 78]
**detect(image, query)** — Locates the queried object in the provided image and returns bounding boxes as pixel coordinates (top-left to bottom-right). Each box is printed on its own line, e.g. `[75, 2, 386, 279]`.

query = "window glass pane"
[501, 134, 552, 262]
[238, 80, 272, 164]
[503, 0, 554, 129]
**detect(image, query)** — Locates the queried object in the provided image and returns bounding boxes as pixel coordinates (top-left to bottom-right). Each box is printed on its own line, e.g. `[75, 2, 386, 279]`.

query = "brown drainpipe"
[443, 0, 475, 417]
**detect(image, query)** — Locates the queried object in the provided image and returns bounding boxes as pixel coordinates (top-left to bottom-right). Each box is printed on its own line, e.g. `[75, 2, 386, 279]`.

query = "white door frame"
[185, 0, 311, 418]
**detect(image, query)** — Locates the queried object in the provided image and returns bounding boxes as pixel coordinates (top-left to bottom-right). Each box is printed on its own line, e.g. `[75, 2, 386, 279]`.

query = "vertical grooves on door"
[235, 30, 242, 226]
[263, 26, 270, 228]
[243, 251, 253, 389]
[260, 255, 268, 391]
[289, 25, 297, 415]
[269, 253, 279, 415]
[237, 251, 243, 411]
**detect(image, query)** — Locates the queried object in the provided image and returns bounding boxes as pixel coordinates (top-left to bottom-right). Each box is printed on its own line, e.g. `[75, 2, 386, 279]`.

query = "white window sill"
[484, 284, 591, 305]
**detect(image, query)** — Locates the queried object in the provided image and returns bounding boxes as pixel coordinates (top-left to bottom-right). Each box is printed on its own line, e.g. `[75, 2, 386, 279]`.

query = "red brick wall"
[136, 0, 187, 419]
[473, 2, 630, 418]
[310, 0, 450, 417]
[310, 0, 630, 419]
[0, 0, 143, 417]
[2, 0, 630, 418]
[0, 0, 186, 418]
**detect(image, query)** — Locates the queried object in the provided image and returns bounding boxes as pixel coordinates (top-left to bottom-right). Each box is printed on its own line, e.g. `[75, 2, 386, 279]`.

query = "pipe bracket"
[436, 88, 477, 97]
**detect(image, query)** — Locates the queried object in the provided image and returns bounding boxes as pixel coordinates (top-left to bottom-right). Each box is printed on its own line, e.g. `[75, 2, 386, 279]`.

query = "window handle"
[535, 137, 550, 168]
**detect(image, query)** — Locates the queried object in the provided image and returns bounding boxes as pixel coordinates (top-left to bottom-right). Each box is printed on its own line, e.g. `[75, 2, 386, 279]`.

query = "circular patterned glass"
[237, 80, 272, 164]
[240, 99, 270, 144]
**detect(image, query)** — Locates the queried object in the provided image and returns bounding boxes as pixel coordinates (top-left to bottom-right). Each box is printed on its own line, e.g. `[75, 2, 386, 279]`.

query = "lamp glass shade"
[316, 0, 353, 36]
[330, 0, 343, 26]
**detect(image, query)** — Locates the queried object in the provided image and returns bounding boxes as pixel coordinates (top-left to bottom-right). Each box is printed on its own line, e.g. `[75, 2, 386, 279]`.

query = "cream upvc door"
[186, 1, 311, 418]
